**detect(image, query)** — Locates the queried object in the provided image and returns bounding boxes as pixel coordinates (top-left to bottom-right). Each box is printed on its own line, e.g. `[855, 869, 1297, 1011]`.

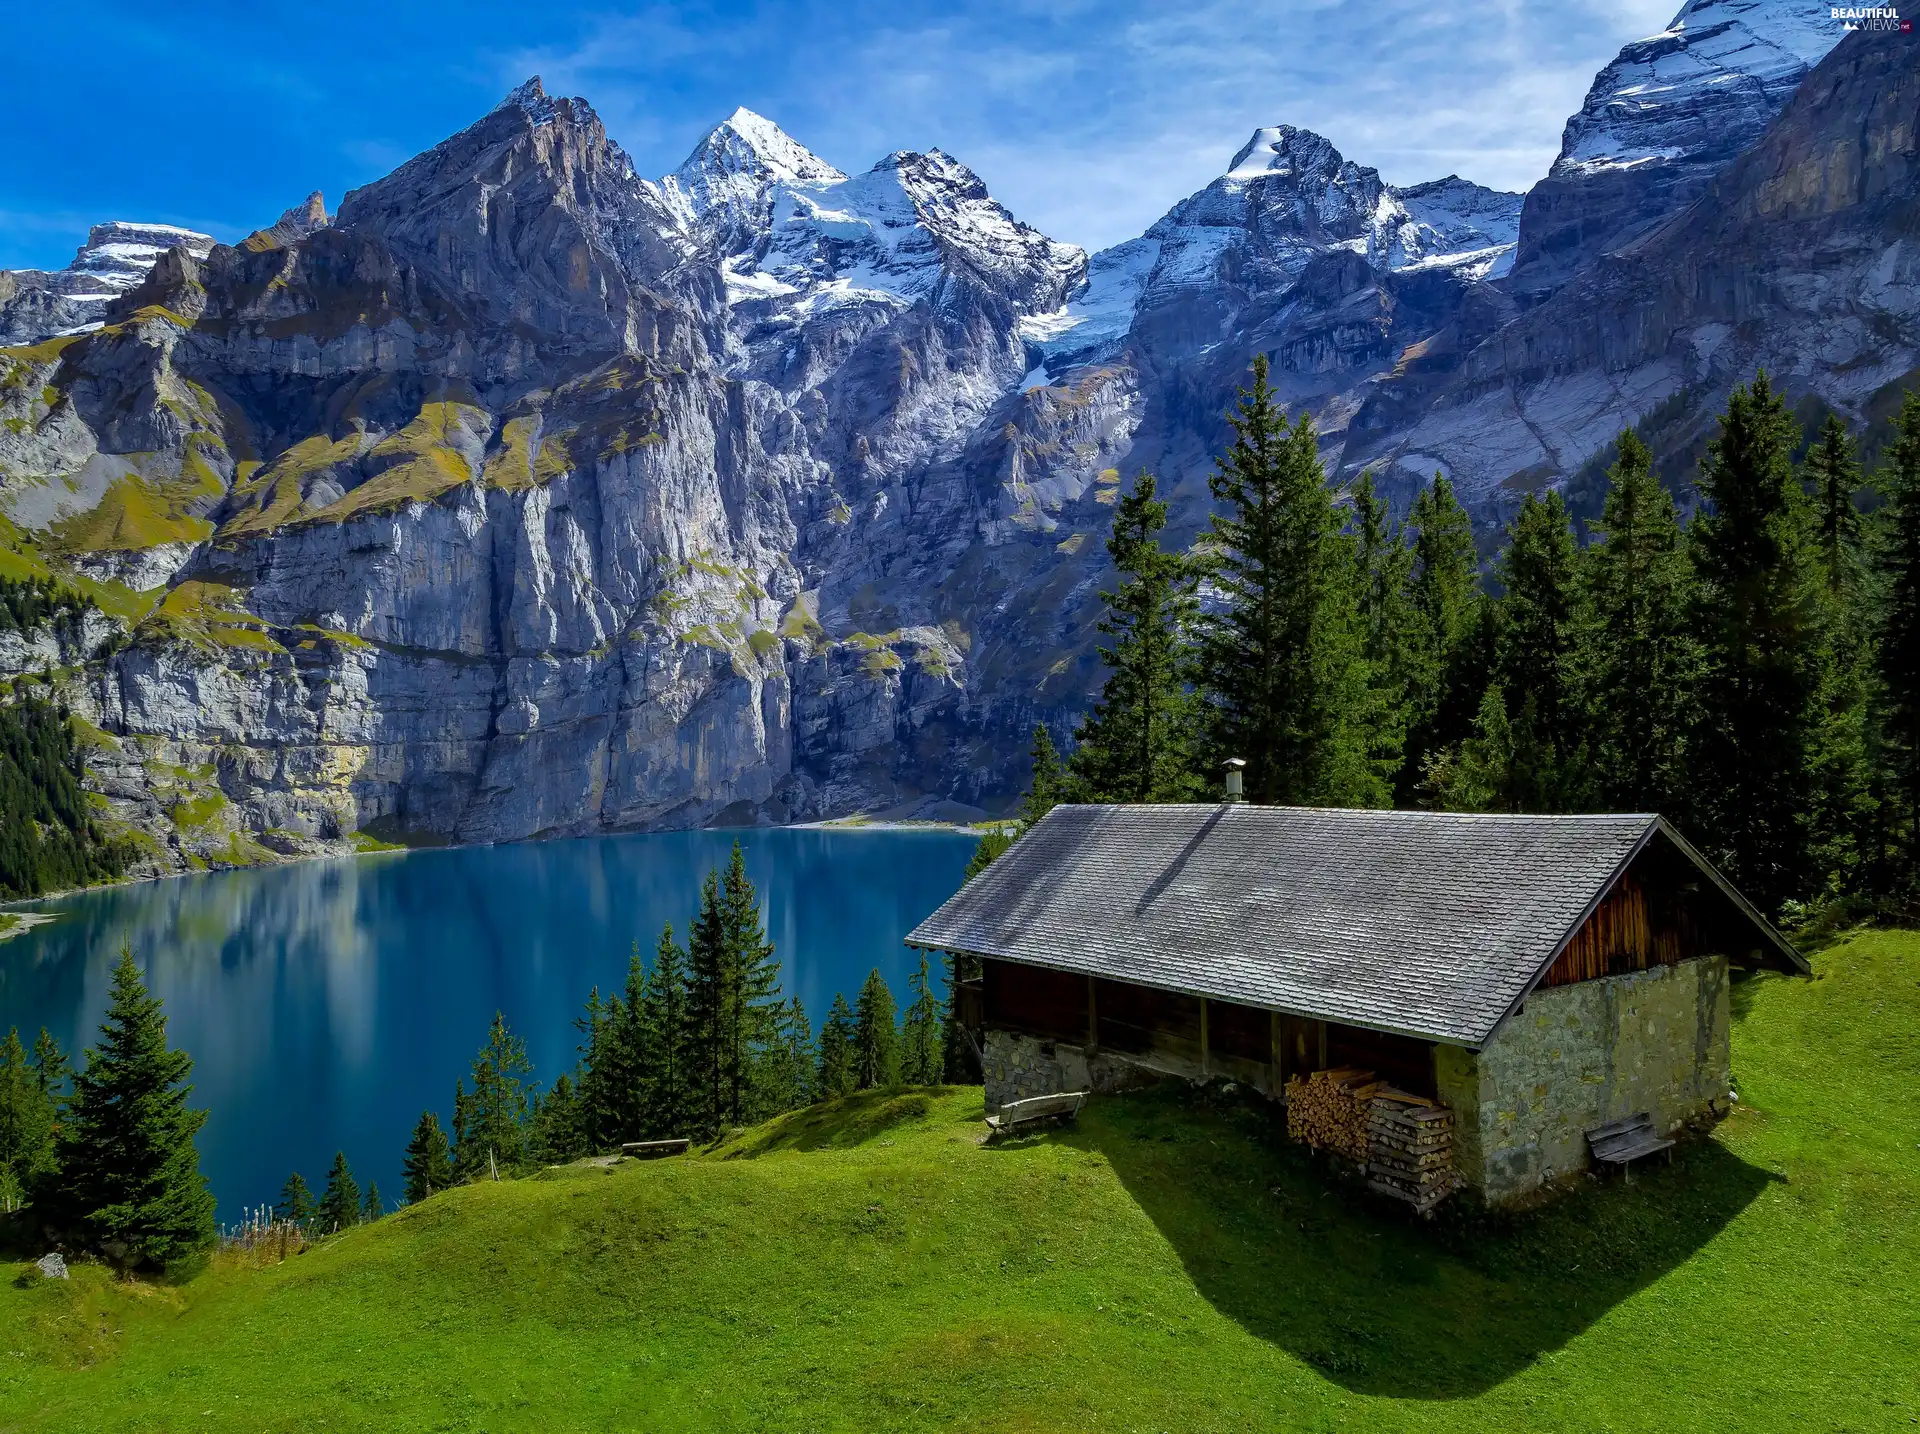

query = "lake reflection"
[0, 828, 975, 1216]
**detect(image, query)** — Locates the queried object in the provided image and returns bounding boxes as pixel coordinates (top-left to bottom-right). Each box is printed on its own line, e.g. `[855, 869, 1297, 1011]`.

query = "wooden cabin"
[908, 804, 1806, 1205]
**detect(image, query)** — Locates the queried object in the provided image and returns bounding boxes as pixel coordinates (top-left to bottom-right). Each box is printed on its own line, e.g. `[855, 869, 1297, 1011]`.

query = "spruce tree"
[530, 1073, 585, 1164]
[1401, 473, 1483, 799]
[363, 1182, 383, 1222]
[1872, 392, 1920, 890]
[1802, 414, 1873, 890]
[1069, 471, 1202, 802]
[721, 845, 782, 1125]
[687, 846, 783, 1133]
[0, 1027, 61, 1211]
[1690, 372, 1824, 912]
[1351, 470, 1414, 789]
[852, 969, 900, 1090]
[1807, 414, 1867, 600]
[573, 988, 622, 1153]
[816, 992, 857, 1100]
[1489, 491, 1585, 811]
[602, 944, 650, 1142]
[275, 1171, 315, 1230]
[640, 926, 693, 1137]
[1197, 356, 1372, 804]
[961, 828, 1013, 882]
[315, 1151, 360, 1234]
[401, 1110, 454, 1204]
[455, 1013, 533, 1177]
[46, 945, 214, 1271]
[752, 997, 815, 1120]
[899, 954, 943, 1086]
[1020, 726, 1065, 830]
[1578, 431, 1696, 816]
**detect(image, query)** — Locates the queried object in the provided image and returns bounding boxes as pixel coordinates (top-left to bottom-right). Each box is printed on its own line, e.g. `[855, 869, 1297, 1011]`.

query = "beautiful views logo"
[1830, 5, 1909, 30]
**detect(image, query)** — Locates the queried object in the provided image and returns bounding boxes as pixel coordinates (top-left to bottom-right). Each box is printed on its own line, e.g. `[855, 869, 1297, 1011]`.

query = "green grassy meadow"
[3, 930, 1916, 1433]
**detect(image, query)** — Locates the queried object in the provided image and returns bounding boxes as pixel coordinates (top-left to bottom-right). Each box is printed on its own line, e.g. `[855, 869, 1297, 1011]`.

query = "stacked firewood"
[1283, 1067, 1386, 1161]
[1365, 1090, 1460, 1215]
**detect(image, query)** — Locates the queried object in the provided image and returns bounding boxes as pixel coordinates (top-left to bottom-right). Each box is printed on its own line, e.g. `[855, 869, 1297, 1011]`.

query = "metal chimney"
[1223, 757, 1246, 803]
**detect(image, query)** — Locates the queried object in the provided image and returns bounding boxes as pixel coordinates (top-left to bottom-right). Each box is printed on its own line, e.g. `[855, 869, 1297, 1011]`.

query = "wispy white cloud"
[490, 0, 1681, 252]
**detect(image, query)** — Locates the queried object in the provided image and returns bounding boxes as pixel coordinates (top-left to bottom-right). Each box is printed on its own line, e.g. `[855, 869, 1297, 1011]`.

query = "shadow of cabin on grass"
[1030, 1081, 1777, 1400]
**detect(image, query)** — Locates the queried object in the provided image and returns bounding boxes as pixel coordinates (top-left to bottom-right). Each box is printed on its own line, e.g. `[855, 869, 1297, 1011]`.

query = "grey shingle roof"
[907, 803, 1801, 1049]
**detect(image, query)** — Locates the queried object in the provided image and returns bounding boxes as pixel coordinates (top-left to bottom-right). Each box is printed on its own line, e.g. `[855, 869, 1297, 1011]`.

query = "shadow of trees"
[717, 1087, 968, 1158]
[1029, 1082, 1775, 1400]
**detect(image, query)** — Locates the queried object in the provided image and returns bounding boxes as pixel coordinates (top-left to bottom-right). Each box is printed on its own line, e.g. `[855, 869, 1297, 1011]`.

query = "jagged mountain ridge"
[0, 222, 216, 345]
[0, 3, 1911, 868]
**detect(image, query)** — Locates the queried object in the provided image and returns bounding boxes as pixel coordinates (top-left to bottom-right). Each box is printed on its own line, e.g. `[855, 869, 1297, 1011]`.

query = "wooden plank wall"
[1543, 871, 1698, 987]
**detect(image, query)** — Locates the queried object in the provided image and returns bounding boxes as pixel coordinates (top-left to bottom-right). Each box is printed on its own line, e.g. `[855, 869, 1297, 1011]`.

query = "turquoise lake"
[0, 827, 976, 1218]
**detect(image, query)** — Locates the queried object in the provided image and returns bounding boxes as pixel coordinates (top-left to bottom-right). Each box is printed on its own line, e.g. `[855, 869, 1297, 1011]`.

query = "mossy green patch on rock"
[46, 468, 219, 554]
[141, 580, 283, 655]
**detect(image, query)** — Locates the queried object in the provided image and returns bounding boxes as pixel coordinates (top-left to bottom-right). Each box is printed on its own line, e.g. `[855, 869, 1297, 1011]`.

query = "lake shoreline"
[2, 817, 1004, 913]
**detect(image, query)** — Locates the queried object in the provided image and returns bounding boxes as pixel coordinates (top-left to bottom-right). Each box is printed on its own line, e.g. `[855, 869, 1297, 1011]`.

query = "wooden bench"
[1585, 1113, 1675, 1180]
[984, 1091, 1087, 1138]
[621, 1138, 690, 1159]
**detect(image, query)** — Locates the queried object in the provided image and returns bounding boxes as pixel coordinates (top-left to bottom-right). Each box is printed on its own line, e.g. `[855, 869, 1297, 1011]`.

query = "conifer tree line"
[390, 841, 949, 1195]
[998, 360, 1920, 922]
[0, 945, 215, 1274]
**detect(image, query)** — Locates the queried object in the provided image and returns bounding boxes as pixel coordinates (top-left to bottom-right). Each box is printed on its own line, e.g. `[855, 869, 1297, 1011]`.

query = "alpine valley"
[0, 0, 1914, 874]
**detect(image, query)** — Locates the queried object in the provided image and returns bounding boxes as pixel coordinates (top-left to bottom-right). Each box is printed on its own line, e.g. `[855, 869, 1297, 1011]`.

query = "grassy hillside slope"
[3, 931, 1916, 1433]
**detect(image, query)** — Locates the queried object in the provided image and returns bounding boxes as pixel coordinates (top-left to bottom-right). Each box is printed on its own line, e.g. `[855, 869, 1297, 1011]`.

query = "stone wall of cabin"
[1436, 954, 1732, 1205]
[981, 1031, 1168, 1112]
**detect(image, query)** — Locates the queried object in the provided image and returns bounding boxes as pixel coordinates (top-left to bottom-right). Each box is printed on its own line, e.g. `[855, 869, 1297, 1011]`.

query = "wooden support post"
[1316, 1019, 1327, 1071]
[1270, 1010, 1283, 1092]
[1200, 997, 1210, 1077]
[1087, 974, 1098, 1052]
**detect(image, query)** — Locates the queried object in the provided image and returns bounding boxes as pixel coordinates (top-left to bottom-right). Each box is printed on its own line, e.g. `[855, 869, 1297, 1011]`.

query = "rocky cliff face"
[1506, 0, 1844, 304]
[1342, 12, 1918, 508]
[0, 4, 1911, 872]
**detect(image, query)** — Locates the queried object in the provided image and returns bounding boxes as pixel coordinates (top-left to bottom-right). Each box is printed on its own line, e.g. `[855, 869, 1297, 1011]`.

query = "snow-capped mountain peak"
[660, 108, 845, 233]
[498, 75, 560, 127]
[714, 107, 846, 186]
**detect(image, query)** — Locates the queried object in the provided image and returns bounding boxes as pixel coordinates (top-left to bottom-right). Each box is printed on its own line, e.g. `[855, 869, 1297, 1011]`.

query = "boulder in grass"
[35, 1253, 69, 1280]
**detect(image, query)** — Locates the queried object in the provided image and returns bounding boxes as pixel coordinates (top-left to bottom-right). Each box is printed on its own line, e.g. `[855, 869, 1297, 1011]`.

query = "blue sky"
[0, 0, 1681, 271]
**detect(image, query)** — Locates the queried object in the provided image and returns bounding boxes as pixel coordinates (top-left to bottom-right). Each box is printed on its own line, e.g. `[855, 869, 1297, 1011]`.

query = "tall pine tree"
[1197, 356, 1372, 805]
[1350, 470, 1414, 790]
[1069, 470, 1202, 802]
[46, 945, 214, 1271]
[899, 954, 943, 1086]
[816, 993, 857, 1100]
[1577, 431, 1696, 816]
[275, 1171, 315, 1230]
[686, 846, 783, 1133]
[454, 1013, 533, 1178]
[1400, 473, 1483, 800]
[1872, 392, 1920, 890]
[852, 969, 900, 1090]
[752, 997, 815, 1120]
[315, 1151, 360, 1234]
[529, 1073, 586, 1164]
[0, 1026, 62, 1212]
[1486, 491, 1585, 811]
[640, 925, 694, 1137]
[1689, 372, 1823, 912]
[1807, 414, 1867, 600]
[401, 1110, 454, 1204]
[1803, 414, 1873, 889]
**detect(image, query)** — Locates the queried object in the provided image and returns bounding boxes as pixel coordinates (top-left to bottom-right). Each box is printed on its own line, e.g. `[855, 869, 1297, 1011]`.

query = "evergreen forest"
[1009, 362, 1920, 930]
